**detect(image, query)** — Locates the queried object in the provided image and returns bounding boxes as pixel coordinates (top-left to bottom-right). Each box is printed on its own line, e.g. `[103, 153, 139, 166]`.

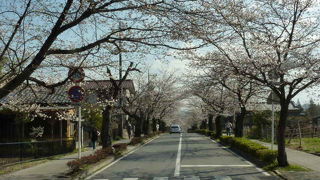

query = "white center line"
[174, 133, 182, 177]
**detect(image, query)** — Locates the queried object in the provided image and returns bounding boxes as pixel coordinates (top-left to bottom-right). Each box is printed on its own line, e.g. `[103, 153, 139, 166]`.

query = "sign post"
[77, 105, 82, 158]
[68, 67, 85, 159]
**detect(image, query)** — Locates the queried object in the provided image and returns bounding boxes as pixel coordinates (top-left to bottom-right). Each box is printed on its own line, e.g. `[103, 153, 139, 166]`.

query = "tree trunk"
[208, 114, 214, 131]
[143, 115, 151, 135]
[134, 111, 143, 137]
[215, 115, 222, 138]
[117, 114, 123, 138]
[152, 118, 157, 132]
[277, 101, 289, 167]
[134, 117, 142, 137]
[235, 107, 246, 137]
[101, 105, 112, 148]
[200, 120, 207, 129]
[159, 120, 166, 132]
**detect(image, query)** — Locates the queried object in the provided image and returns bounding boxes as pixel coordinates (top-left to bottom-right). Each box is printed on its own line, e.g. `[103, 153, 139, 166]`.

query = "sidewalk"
[252, 139, 320, 179]
[251, 140, 320, 171]
[0, 139, 130, 180]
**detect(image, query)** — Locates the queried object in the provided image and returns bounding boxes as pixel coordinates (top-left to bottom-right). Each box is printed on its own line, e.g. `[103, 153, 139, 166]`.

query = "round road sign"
[68, 86, 85, 103]
[68, 67, 85, 83]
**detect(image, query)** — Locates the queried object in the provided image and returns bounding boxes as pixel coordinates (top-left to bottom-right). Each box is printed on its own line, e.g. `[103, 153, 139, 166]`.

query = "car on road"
[170, 124, 181, 134]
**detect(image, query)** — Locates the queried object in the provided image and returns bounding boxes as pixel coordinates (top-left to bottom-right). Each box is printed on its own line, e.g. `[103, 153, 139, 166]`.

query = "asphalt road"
[87, 133, 280, 180]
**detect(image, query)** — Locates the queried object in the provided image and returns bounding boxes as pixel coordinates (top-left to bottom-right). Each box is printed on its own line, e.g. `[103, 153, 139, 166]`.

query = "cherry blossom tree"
[122, 70, 183, 136]
[187, 0, 320, 166]
[188, 56, 259, 137]
[0, 0, 204, 101]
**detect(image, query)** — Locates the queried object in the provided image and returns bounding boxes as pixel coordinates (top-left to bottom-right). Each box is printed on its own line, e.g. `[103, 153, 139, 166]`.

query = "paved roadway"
[87, 133, 280, 180]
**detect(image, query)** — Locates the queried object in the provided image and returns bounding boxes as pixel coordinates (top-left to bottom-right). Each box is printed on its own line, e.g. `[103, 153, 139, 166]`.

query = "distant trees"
[306, 99, 320, 119]
[122, 71, 182, 137]
[187, 78, 235, 138]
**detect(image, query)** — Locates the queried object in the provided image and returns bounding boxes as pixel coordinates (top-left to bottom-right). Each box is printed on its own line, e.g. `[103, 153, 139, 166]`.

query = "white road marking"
[174, 133, 182, 177]
[214, 176, 232, 180]
[123, 178, 138, 180]
[210, 139, 271, 176]
[181, 164, 253, 167]
[85, 137, 160, 180]
[153, 177, 169, 180]
[184, 176, 200, 180]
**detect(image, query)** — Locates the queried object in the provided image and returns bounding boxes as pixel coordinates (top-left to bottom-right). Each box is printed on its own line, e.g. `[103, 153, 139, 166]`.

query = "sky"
[146, 55, 320, 106]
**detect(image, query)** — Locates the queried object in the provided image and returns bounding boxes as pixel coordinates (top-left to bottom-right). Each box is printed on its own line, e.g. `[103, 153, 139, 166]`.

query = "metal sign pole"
[68, 67, 85, 159]
[271, 93, 274, 150]
[78, 105, 82, 159]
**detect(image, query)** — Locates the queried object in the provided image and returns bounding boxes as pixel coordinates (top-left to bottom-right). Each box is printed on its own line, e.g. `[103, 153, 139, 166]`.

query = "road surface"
[87, 133, 280, 180]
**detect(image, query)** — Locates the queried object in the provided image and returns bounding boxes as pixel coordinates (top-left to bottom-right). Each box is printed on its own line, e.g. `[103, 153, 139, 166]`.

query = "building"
[0, 80, 135, 143]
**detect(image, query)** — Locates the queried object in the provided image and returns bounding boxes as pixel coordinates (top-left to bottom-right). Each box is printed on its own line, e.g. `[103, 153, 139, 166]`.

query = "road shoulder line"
[210, 138, 271, 176]
[181, 164, 254, 167]
[85, 136, 160, 180]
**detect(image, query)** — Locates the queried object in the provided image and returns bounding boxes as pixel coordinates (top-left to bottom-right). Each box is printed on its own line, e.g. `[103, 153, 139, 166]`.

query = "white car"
[170, 125, 182, 134]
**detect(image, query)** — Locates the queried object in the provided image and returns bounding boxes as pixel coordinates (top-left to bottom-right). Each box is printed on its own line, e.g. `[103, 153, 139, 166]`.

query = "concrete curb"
[273, 170, 288, 180]
[72, 135, 160, 180]
[74, 156, 116, 180]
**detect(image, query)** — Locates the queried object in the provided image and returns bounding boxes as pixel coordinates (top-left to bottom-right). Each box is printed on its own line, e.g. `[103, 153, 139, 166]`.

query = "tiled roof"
[0, 80, 135, 106]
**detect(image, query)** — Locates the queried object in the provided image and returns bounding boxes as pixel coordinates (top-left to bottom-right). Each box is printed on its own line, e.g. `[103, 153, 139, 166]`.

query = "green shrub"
[195, 129, 215, 137]
[129, 137, 144, 145]
[114, 136, 122, 141]
[112, 143, 127, 152]
[67, 147, 113, 172]
[256, 149, 277, 163]
[220, 136, 234, 145]
[231, 138, 267, 156]
[219, 136, 277, 164]
[145, 132, 157, 138]
[209, 132, 216, 139]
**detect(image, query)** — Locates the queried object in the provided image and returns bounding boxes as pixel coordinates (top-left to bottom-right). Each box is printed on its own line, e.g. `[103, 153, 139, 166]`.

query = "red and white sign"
[68, 67, 85, 83]
[68, 86, 85, 103]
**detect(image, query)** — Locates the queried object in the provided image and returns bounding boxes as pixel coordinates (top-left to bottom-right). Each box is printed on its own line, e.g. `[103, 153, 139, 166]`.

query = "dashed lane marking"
[183, 176, 200, 180]
[153, 177, 169, 180]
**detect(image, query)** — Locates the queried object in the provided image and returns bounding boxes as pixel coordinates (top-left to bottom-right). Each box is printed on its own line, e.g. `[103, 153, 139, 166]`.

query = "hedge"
[220, 136, 277, 164]
[67, 147, 113, 172]
[195, 129, 216, 138]
[112, 143, 128, 153]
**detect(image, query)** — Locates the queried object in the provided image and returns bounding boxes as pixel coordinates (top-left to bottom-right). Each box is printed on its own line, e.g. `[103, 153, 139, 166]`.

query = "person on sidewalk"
[225, 121, 233, 136]
[91, 128, 98, 150]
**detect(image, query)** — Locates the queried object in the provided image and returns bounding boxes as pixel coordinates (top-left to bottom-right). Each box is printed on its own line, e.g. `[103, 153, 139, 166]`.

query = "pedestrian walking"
[91, 128, 98, 150]
[225, 121, 233, 136]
